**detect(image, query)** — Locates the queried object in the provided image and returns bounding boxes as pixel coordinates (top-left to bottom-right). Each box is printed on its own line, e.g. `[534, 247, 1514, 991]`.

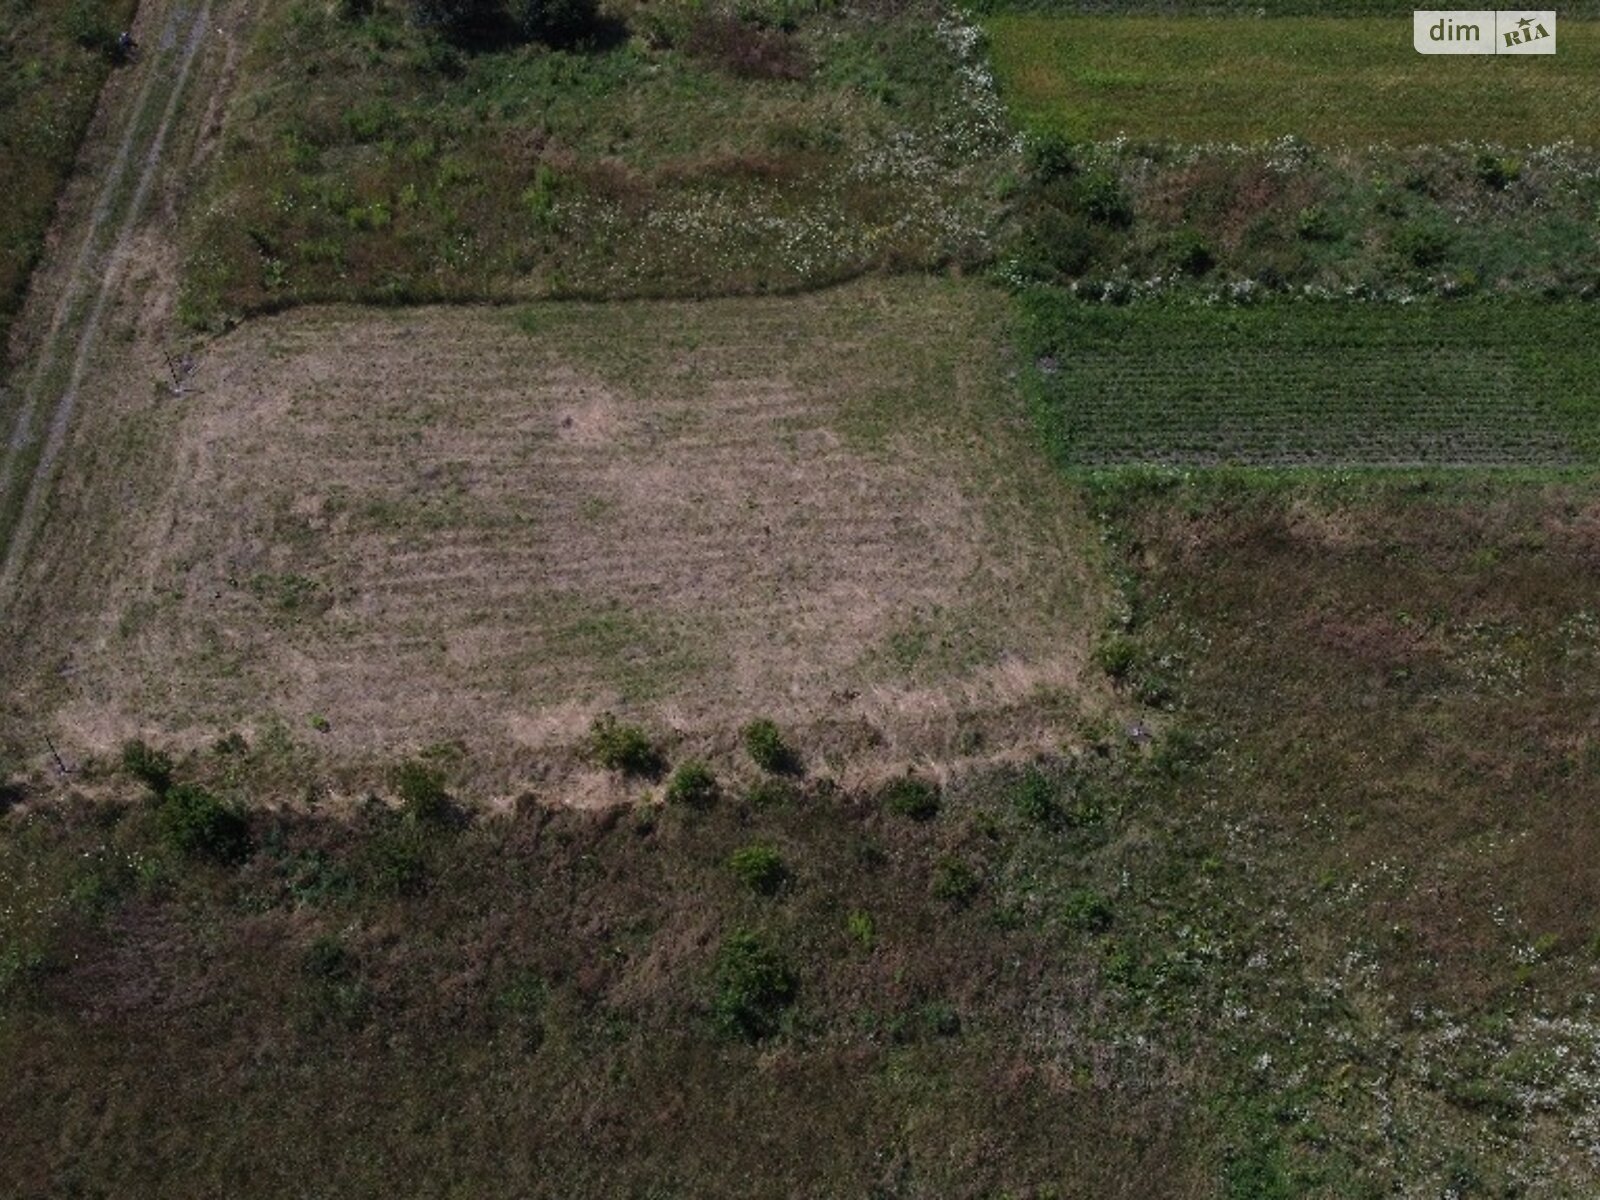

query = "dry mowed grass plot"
[9, 279, 1102, 792]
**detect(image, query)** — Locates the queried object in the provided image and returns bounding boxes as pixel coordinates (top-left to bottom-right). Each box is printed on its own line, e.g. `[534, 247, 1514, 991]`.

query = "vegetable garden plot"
[1025, 300, 1600, 467]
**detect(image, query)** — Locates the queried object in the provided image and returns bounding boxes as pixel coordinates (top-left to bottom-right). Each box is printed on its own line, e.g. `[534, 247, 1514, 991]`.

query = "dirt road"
[0, 0, 215, 603]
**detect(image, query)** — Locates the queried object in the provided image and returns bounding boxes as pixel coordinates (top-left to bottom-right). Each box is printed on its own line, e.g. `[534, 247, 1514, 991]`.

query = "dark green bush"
[1011, 769, 1060, 825]
[589, 714, 664, 778]
[1167, 229, 1215, 277]
[1025, 207, 1099, 279]
[1064, 887, 1114, 933]
[391, 759, 451, 825]
[746, 777, 798, 807]
[158, 785, 251, 864]
[1079, 172, 1133, 228]
[1393, 220, 1453, 269]
[410, 0, 503, 38]
[511, 0, 600, 46]
[1095, 635, 1138, 680]
[1475, 151, 1521, 191]
[362, 826, 430, 896]
[121, 738, 174, 795]
[665, 760, 719, 808]
[742, 718, 796, 774]
[302, 935, 353, 982]
[931, 856, 980, 906]
[412, 0, 601, 47]
[881, 776, 939, 821]
[712, 929, 797, 1040]
[1296, 204, 1338, 242]
[62, 0, 114, 53]
[728, 843, 787, 896]
[1026, 131, 1077, 182]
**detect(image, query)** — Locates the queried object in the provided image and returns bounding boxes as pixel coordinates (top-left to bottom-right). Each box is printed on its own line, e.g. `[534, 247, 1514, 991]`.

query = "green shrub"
[1064, 887, 1114, 933]
[511, 0, 600, 46]
[391, 760, 451, 825]
[921, 1001, 961, 1038]
[121, 738, 174, 795]
[931, 857, 980, 907]
[1475, 151, 1521, 191]
[494, 968, 547, 1048]
[665, 760, 719, 808]
[1167, 229, 1215, 277]
[1079, 172, 1133, 228]
[1011, 769, 1060, 825]
[746, 777, 798, 808]
[881, 776, 939, 821]
[1095, 635, 1138, 680]
[589, 714, 664, 777]
[1296, 204, 1338, 242]
[1026, 131, 1076, 183]
[742, 718, 796, 774]
[62, 0, 113, 52]
[158, 785, 251, 864]
[362, 826, 430, 896]
[1025, 207, 1099, 279]
[728, 843, 787, 896]
[1393, 220, 1453, 269]
[712, 929, 797, 1040]
[845, 909, 875, 948]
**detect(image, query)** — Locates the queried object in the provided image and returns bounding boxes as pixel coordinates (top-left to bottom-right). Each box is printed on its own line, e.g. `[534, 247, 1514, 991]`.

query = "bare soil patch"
[5, 279, 1106, 798]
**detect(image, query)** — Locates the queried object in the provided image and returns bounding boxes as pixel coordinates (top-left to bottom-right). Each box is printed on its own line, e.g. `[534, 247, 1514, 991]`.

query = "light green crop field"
[986, 16, 1600, 144]
[1022, 296, 1600, 466]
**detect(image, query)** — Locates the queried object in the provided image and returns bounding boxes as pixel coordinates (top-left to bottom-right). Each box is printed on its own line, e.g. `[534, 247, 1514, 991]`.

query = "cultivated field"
[1022, 297, 1600, 466]
[2, 279, 1105, 796]
[987, 16, 1600, 144]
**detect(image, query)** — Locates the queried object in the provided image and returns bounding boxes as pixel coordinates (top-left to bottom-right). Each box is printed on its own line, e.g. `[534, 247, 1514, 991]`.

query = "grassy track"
[0, 0, 216, 594]
[987, 16, 1600, 143]
[0, 0, 135, 376]
[1022, 297, 1600, 466]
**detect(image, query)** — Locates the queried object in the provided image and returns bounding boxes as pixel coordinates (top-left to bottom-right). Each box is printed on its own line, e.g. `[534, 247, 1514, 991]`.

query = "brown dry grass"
[2, 278, 1106, 799]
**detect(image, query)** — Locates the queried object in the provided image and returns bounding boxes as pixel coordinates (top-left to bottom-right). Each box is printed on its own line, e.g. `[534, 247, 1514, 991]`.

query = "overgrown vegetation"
[180, 0, 1015, 325]
[989, 19, 1600, 301]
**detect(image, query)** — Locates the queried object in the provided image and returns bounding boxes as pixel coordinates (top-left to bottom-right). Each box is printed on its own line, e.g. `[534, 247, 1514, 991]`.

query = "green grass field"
[987, 16, 1600, 144]
[1022, 296, 1600, 466]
